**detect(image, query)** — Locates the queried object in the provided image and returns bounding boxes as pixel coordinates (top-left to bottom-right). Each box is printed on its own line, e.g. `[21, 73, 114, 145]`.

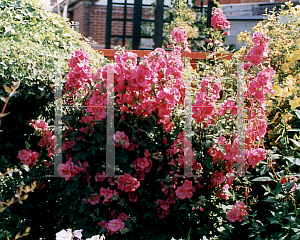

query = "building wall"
[194, 0, 284, 5]
[70, 1, 154, 49]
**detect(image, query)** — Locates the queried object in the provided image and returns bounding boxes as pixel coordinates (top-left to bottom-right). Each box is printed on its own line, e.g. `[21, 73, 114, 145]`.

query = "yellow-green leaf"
[3, 85, 12, 94]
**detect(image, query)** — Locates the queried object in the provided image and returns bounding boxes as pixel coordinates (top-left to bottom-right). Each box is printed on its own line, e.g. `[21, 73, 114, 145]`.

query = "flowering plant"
[15, 6, 277, 240]
[235, 1, 300, 238]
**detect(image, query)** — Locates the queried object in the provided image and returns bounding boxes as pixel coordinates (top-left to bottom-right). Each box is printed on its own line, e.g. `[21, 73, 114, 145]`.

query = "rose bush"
[14, 6, 280, 239]
[0, 0, 105, 238]
[235, 1, 300, 239]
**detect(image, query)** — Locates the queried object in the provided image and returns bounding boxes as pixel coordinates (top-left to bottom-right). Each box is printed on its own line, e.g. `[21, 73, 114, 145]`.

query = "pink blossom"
[212, 171, 226, 184]
[17, 149, 39, 168]
[118, 213, 128, 221]
[136, 157, 149, 170]
[226, 209, 239, 222]
[33, 119, 49, 130]
[211, 8, 230, 30]
[251, 45, 265, 57]
[107, 219, 125, 232]
[87, 194, 100, 205]
[183, 180, 193, 190]
[18, 149, 31, 162]
[95, 172, 106, 182]
[172, 27, 187, 43]
[68, 48, 89, 69]
[115, 131, 125, 142]
[175, 186, 188, 200]
[227, 201, 248, 222]
[160, 200, 170, 210]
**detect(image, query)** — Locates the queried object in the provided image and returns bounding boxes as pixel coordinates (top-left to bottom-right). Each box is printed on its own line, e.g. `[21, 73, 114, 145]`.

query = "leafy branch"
[0, 80, 21, 131]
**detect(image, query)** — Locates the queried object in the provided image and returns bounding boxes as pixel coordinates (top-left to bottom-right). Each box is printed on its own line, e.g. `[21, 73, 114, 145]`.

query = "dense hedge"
[0, 0, 104, 238]
[0, 0, 103, 165]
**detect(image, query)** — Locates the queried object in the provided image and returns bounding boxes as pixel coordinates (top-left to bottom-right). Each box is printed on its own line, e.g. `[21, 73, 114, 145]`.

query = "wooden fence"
[97, 49, 233, 69]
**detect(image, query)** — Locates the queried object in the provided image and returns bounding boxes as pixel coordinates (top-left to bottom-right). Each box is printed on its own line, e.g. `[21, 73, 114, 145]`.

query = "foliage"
[0, 0, 103, 163]
[235, 1, 300, 239]
[13, 9, 276, 239]
[0, 0, 104, 238]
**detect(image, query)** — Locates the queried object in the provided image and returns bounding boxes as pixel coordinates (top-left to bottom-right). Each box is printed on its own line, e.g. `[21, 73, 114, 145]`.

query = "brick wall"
[194, 0, 284, 5]
[70, 1, 154, 49]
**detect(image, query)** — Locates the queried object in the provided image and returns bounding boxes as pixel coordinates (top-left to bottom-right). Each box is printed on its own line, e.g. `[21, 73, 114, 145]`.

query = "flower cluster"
[211, 8, 230, 31]
[56, 229, 104, 240]
[57, 159, 86, 181]
[245, 32, 270, 66]
[226, 202, 248, 222]
[117, 173, 140, 194]
[98, 212, 129, 236]
[192, 75, 222, 126]
[17, 149, 40, 168]
[171, 27, 190, 52]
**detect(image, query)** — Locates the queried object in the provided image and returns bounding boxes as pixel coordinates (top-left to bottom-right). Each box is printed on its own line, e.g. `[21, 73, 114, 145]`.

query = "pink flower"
[136, 157, 149, 170]
[251, 45, 265, 57]
[226, 209, 239, 222]
[128, 192, 138, 202]
[17, 149, 39, 167]
[193, 162, 202, 171]
[95, 172, 106, 182]
[211, 8, 230, 30]
[33, 119, 49, 130]
[118, 213, 128, 221]
[115, 131, 125, 142]
[87, 194, 100, 205]
[227, 201, 248, 222]
[68, 48, 89, 69]
[172, 27, 187, 43]
[107, 219, 125, 232]
[134, 170, 145, 181]
[212, 171, 226, 184]
[175, 186, 188, 200]
[247, 148, 266, 166]
[18, 149, 31, 162]
[253, 32, 264, 45]
[183, 180, 193, 190]
[160, 201, 170, 210]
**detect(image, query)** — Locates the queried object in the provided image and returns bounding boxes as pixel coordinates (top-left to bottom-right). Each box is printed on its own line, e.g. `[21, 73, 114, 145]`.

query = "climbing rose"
[211, 8, 230, 30]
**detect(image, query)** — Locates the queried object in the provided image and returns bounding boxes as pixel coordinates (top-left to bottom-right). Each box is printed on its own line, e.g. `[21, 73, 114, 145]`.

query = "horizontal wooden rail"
[96, 49, 233, 69]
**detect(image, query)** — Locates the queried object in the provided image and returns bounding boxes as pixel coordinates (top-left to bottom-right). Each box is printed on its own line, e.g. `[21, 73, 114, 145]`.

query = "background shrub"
[0, 0, 104, 238]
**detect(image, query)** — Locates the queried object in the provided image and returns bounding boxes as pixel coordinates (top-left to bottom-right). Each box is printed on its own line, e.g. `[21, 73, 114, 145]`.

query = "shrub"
[0, 0, 104, 238]
[236, 1, 300, 238]
[0, 0, 103, 164]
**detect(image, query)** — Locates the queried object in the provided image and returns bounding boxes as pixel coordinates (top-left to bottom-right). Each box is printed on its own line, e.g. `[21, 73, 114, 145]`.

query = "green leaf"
[0, 96, 9, 103]
[3, 85, 12, 94]
[252, 177, 273, 182]
[280, 137, 286, 145]
[79, 205, 85, 213]
[290, 139, 300, 147]
[25, 141, 31, 151]
[94, 132, 105, 142]
[275, 182, 282, 195]
[284, 156, 300, 166]
[0, 112, 10, 118]
[90, 146, 96, 156]
[282, 182, 295, 192]
[186, 228, 192, 240]
[74, 152, 88, 161]
[179, 205, 189, 211]
[294, 110, 300, 119]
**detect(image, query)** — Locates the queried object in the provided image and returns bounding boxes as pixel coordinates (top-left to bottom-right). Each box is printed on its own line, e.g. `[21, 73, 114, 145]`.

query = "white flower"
[56, 229, 73, 240]
[171, 238, 177, 240]
[74, 229, 83, 239]
[86, 235, 105, 240]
